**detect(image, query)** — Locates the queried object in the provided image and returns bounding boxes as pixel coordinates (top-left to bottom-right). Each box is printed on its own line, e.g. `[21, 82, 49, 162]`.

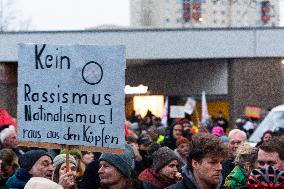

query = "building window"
[221, 10, 226, 15]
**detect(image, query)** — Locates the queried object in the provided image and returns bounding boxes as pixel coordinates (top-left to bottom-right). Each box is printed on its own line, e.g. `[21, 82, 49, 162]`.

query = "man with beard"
[166, 133, 229, 189]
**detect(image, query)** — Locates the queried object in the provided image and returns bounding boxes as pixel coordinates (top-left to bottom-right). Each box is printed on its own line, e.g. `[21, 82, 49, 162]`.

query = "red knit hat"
[0, 109, 16, 127]
[176, 137, 190, 147]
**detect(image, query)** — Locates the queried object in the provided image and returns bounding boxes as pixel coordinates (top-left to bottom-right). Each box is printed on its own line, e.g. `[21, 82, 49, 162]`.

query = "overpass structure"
[0, 28, 283, 120]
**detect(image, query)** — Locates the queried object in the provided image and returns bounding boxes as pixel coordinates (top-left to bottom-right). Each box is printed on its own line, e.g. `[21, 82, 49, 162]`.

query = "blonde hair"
[24, 177, 63, 189]
[234, 143, 258, 166]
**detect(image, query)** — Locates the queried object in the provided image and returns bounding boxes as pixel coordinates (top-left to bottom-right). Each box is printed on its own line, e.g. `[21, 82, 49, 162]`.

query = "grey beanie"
[152, 146, 179, 172]
[53, 154, 77, 170]
[19, 150, 52, 171]
[99, 145, 134, 178]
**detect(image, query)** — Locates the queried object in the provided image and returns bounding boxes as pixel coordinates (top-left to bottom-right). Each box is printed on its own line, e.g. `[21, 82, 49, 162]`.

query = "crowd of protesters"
[0, 108, 284, 189]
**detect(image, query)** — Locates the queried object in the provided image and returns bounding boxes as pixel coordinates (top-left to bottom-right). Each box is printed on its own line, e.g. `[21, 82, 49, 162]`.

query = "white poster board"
[170, 106, 185, 118]
[18, 44, 126, 151]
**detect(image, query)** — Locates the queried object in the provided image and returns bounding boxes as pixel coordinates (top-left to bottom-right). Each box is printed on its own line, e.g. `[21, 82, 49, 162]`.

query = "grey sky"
[14, 0, 284, 30]
[16, 0, 130, 30]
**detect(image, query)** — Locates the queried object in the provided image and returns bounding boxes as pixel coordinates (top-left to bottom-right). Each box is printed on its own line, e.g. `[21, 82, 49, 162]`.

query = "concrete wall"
[1, 58, 283, 122]
[2, 28, 284, 62]
[126, 59, 228, 96]
[228, 58, 284, 121]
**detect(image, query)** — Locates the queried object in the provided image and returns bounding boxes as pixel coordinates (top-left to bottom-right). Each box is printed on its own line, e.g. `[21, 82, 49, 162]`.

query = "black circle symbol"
[82, 61, 103, 85]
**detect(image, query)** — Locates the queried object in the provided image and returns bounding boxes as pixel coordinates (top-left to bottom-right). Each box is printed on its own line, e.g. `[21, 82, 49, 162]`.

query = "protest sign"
[18, 44, 126, 153]
[170, 106, 185, 118]
[245, 106, 261, 119]
[184, 97, 196, 115]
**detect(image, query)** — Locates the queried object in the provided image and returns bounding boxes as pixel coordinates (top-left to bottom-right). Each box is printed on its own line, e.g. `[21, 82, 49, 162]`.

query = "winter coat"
[221, 158, 235, 186]
[139, 168, 176, 189]
[0, 176, 9, 189]
[166, 166, 222, 189]
[224, 165, 248, 189]
[5, 168, 32, 189]
[79, 160, 100, 189]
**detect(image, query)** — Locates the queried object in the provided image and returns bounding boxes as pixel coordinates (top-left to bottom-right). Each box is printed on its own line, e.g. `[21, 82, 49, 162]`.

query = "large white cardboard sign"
[18, 44, 126, 151]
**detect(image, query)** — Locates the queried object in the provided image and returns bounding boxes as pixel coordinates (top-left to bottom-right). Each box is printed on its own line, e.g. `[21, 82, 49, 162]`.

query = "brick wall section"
[228, 58, 284, 122]
[0, 63, 17, 117]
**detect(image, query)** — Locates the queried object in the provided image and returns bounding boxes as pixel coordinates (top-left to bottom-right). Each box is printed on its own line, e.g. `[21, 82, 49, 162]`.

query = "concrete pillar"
[0, 63, 17, 117]
[228, 58, 283, 122]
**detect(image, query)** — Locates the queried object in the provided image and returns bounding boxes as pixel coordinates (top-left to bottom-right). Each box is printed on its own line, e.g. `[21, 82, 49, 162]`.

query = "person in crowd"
[174, 137, 190, 168]
[211, 126, 225, 138]
[126, 136, 147, 174]
[255, 130, 273, 147]
[273, 127, 284, 141]
[60, 149, 85, 186]
[52, 154, 78, 189]
[128, 110, 139, 124]
[224, 143, 258, 189]
[79, 159, 100, 189]
[24, 177, 63, 189]
[0, 148, 19, 189]
[161, 122, 183, 150]
[98, 145, 158, 189]
[0, 125, 23, 157]
[222, 129, 247, 185]
[257, 138, 284, 171]
[176, 119, 193, 141]
[247, 166, 284, 189]
[166, 133, 229, 189]
[6, 149, 53, 189]
[138, 136, 153, 169]
[81, 152, 94, 166]
[138, 146, 181, 188]
[214, 111, 229, 132]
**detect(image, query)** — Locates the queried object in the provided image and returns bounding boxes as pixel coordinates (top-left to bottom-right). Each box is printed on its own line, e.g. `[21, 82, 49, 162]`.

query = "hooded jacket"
[166, 166, 222, 189]
[5, 168, 32, 189]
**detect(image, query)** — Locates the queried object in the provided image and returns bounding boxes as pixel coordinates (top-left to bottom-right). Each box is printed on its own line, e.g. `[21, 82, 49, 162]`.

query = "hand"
[175, 172, 183, 181]
[59, 171, 75, 189]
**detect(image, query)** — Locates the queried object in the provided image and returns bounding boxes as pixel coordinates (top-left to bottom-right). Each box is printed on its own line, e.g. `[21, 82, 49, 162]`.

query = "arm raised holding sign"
[53, 154, 78, 189]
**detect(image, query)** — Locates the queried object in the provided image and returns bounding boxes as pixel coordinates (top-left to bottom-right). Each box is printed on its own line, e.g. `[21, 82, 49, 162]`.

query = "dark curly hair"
[187, 133, 229, 171]
[259, 138, 284, 161]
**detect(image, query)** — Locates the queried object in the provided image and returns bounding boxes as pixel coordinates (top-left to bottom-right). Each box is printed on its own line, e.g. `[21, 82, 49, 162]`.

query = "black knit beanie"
[19, 149, 52, 171]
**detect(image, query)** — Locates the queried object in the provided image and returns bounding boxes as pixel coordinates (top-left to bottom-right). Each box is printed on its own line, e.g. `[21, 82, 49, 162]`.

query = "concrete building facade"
[0, 28, 283, 122]
[130, 0, 280, 28]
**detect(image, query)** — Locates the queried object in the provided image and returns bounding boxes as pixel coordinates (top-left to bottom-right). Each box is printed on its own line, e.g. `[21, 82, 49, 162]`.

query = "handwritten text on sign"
[18, 44, 126, 149]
